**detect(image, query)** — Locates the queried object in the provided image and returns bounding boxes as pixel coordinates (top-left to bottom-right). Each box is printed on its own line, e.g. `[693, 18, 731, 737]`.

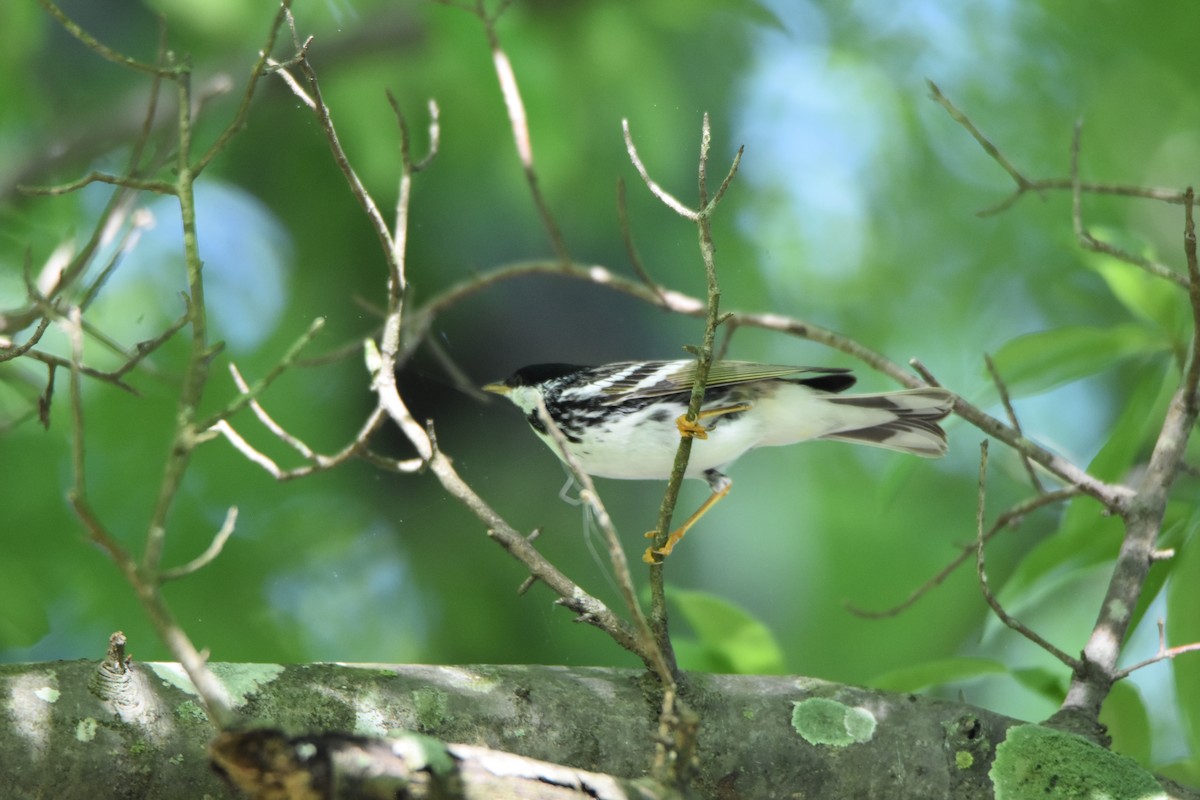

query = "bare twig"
[1114, 620, 1200, 680]
[424, 333, 490, 401]
[928, 81, 1034, 201]
[848, 487, 1080, 618]
[19, 171, 176, 197]
[228, 363, 315, 459]
[0, 316, 51, 362]
[974, 441, 1080, 669]
[985, 353, 1045, 493]
[161, 507, 239, 582]
[616, 177, 665, 299]
[34, 0, 178, 78]
[475, 4, 569, 264]
[193, 0, 295, 176]
[622, 119, 698, 220]
[209, 398, 416, 480]
[907, 357, 941, 387]
[279, 39, 398, 283]
[617, 113, 738, 786]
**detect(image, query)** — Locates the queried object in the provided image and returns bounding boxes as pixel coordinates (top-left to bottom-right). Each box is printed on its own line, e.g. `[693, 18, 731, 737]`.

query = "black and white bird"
[483, 360, 953, 562]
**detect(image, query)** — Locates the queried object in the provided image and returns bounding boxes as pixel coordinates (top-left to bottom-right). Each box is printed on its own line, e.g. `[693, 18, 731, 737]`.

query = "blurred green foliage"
[2, 0, 1199, 785]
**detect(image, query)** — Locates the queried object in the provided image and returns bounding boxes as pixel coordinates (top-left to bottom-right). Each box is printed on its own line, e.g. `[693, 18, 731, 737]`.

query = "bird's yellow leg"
[675, 403, 752, 440]
[642, 481, 733, 564]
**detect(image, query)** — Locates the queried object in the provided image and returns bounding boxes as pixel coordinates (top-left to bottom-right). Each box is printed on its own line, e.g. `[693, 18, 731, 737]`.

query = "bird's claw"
[675, 414, 709, 439]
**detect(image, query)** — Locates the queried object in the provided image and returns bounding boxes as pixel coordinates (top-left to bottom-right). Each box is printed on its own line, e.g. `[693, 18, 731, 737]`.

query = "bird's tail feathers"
[820, 388, 952, 458]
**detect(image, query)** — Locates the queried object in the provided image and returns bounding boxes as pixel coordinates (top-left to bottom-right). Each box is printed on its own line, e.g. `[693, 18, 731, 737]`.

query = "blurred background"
[2, 0, 1198, 783]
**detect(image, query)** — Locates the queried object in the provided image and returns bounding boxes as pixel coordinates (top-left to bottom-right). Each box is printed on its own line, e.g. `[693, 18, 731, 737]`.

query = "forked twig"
[929, 80, 1190, 218]
[1114, 620, 1200, 680]
[622, 119, 698, 221]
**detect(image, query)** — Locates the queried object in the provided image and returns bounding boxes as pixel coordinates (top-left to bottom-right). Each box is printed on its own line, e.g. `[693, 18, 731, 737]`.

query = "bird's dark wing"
[598, 360, 854, 404]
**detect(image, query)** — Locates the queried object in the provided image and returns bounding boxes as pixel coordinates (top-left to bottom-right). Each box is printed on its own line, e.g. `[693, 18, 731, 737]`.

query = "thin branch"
[908, 357, 941, 387]
[985, 353, 1045, 493]
[0, 316, 51, 362]
[193, 0, 295, 176]
[78, 209, 156, 316]
[928, 81, 1033, 197]
[702, 144, 744, 215]
[19, 171, 176, 197]
[1114, 620, 1200, 680]
[210, 420, 286, 475]
[160, 507, 239, 582]
[19, 348, 139, 394]
[266, 29, 316, 110]
[477, 5, 570, 264]
[35, 0, 178, 78]
[424, 333, 490, 402]
[848, 487, 1080, 619]
[616, 177, 665, 299]
[974, 441, 1080, 669]
[108, 312, 191, 380]
[142, 64, 208, 577]
[280, 39, 398, 279]
[65, 307, 90, 502]
[622, 119, 699, 220]
[386, 95, 440, 294]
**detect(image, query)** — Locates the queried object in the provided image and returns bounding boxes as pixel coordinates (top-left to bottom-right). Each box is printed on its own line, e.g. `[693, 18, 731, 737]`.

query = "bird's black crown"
[502, 363, 589, 388]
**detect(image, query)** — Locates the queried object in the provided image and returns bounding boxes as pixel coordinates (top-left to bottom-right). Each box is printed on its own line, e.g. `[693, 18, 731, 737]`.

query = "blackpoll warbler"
[483, 360, 952, 563]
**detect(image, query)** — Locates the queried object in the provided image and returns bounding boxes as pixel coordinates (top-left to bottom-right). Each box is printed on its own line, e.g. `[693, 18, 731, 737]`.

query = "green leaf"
[870, 657, 1007, 693]
[1100, 681, 1152, 768]
[668, 587, 786, 674]
[989, 324, 1168, 397]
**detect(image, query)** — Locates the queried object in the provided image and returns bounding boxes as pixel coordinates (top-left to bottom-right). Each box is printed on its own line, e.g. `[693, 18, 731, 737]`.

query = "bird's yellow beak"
[482, 382, 509, 396]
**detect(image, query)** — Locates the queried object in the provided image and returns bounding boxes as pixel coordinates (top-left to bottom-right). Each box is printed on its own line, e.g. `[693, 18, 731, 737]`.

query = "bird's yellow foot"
[675, 414, 709, 439]
[642, 542, 674, 564]
[640, 480, 733, 564]
[675, 403, 753, 439]
[641, 527, 686, 563]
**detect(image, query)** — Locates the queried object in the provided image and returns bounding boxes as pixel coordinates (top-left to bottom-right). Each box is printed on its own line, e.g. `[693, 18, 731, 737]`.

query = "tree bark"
[0, 661, 1192, 799]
